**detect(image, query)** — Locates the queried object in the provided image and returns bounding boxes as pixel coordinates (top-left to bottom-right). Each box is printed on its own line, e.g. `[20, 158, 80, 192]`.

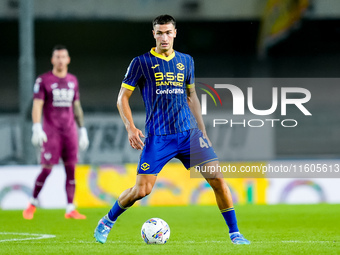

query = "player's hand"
[79, 127, 89, 151]
[31, 123, 47, 146]
[127, 127, 145, 150]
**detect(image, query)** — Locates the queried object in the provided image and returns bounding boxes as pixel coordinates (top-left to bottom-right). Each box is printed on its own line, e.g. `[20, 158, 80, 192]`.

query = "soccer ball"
[141, 218, 170, 244]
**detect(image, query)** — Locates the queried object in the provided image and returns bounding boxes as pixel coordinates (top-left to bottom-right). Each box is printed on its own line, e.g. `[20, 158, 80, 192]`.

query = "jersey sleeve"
[186, 56, 195, 89]
[121, 57, 143, 91]
[33, 76, 46, 100]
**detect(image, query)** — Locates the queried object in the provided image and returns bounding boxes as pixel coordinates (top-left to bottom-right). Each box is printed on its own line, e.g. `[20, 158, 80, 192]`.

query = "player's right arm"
[32, 99, 44, 124]
[31, 98, 47, 146]
[117, 87, 145, 150]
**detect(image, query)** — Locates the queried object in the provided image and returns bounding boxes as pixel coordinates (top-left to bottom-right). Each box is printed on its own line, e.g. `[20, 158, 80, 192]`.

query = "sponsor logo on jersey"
[52, 88, 75, 107]
[154, 72, 184, 87]
[151, 64, 159, 69]
[156, 88, 184, 95]
[141, 162, 150, 171]
[176, 63, 185, 70]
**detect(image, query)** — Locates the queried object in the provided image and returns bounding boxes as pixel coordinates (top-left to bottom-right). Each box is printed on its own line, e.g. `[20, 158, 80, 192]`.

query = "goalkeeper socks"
[33, 167, 52, 198]
[221, 207, 239, 233]
[108, 200, 128, 222]
[29, 197, 39, 207]
[65, 164, 76, 204]
[66, 203, 76, 213]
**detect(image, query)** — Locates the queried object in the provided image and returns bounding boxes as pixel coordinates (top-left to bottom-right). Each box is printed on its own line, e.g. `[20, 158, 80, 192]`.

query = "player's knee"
[135, 185, 152, 199]
[135, 190, 147, 200]
[208, 178, 227, 193]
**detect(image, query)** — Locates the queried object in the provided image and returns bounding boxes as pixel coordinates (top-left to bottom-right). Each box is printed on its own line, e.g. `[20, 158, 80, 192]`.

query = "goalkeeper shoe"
[230, 233, 251, 245]
[94, 217, 114, 244]
[23, 204, 36, 220]
[65, 210, 86, 219]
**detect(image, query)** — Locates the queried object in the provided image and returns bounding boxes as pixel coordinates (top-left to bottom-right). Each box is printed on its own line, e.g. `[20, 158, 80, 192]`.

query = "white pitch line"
[253, 240, 334, 244]
[0, 232, 56, 242]
[0, 235, 335, 244]
[281, 240, 333, 243]
[35, 240, 337, 244]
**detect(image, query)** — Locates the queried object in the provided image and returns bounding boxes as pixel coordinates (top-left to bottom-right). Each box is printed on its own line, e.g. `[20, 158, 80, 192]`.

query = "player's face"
[51, 49, 70, 72]
[153, 23, 177, 53]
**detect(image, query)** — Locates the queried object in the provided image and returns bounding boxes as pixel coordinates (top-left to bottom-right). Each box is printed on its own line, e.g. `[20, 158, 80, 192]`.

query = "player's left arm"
[187, 87, 212, 146]
[73, 100, 85, 127]
[74, 100, 89, 150]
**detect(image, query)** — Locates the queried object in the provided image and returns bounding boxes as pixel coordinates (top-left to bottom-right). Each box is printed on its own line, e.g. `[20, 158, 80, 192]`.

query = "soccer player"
[94, 15, 250, 244]
[23, 45, 89, 220]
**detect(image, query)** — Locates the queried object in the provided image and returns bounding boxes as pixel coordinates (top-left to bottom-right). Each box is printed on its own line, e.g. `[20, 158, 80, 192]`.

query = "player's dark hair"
[52, 45, 68, 55]
[153, 15, 176, 28]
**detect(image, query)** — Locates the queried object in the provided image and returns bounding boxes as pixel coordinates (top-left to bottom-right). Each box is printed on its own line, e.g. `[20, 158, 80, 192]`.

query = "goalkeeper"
[23, 45, 89, 220]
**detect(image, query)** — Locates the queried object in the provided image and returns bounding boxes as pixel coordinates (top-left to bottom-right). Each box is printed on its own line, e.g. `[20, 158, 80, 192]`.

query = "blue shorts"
[137, 128, 218, 175]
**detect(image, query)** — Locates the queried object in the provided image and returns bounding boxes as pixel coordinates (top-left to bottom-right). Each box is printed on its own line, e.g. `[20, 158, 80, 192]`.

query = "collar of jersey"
[150, 48, 175, 61]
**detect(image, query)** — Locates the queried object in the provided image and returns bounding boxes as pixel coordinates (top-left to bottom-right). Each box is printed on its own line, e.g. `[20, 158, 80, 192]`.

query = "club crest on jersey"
[68, 82, 75, 89]
[141, 162, 150, 171]
[176, 63, 185, 70]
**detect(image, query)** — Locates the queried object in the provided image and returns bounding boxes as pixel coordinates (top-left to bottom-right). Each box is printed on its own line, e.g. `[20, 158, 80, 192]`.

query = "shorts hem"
[137, 173, 158, 176]
[189, 157, 219, 169]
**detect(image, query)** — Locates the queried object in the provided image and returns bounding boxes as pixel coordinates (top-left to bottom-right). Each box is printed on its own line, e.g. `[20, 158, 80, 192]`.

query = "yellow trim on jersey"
[122, 83, 136, 91]
[187, 83, 195, 88]
[150, 47, 175, 61]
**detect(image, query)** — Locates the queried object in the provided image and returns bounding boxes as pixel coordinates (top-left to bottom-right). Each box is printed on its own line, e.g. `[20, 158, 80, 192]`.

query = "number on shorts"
[199, 137, 209, 148]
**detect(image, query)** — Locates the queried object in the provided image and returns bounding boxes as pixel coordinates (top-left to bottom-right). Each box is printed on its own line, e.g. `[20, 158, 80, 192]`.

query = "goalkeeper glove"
[79, 127, 89, 151]
[31, 123, 47, 146]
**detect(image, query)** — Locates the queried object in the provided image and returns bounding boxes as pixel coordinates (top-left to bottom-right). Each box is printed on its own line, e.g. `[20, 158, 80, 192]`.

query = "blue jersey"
[122, 48, 198, 136]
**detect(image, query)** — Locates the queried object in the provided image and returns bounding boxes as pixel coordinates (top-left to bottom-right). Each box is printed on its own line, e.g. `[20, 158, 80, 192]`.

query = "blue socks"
[107, 200, 128, 222]
[221, 207, 239, 233]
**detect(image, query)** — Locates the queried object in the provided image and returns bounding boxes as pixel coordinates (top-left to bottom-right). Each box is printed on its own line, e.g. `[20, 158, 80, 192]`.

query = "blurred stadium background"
[0, 0, 340, 212]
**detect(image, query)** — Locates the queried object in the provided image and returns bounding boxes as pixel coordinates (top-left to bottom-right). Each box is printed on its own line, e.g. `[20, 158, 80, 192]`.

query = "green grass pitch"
[1, 204, 340, 254]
